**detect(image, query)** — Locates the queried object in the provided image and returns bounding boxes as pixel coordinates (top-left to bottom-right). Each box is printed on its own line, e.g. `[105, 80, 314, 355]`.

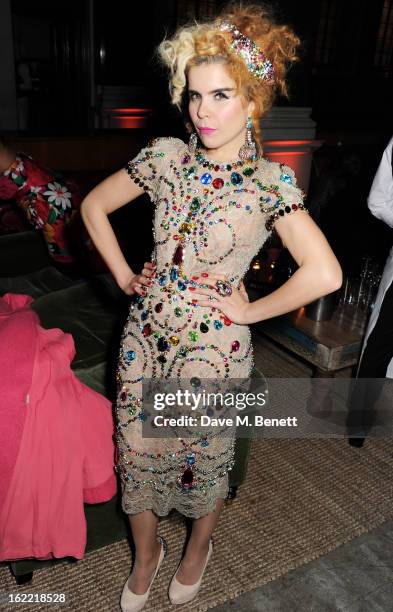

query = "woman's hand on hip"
[119, 261, 156, 296]
[189, 273, 250, 325]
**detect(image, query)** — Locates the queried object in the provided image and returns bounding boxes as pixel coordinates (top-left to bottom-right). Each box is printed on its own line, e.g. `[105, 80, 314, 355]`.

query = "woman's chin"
[198, 132, 219, 145]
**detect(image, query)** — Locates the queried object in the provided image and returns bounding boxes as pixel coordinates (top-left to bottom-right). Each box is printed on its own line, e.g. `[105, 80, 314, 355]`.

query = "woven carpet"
[1, 335, 393, 611]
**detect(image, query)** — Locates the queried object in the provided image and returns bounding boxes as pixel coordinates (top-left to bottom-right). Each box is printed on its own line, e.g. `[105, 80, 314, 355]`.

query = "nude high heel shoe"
[168, 537, 213, 605]
[120, 535, 168, 612]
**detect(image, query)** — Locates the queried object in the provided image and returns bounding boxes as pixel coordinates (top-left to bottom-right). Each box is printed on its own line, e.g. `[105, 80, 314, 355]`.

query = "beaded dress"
[115, 137, 306, 518]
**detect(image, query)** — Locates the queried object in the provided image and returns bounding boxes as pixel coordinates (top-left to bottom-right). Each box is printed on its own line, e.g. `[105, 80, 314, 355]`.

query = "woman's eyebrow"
[188, 87, 235, 94]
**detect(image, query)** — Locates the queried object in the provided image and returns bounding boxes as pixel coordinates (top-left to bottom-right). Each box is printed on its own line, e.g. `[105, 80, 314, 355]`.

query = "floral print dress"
[0, 152, 81, 263]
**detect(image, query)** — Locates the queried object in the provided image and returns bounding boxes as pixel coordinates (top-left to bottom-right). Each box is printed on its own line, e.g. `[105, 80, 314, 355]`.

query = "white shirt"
[367, 136, 393, 228]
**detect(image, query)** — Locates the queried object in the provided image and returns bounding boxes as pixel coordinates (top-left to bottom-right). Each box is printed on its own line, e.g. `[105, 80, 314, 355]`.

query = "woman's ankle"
[183, 537, 210, 559]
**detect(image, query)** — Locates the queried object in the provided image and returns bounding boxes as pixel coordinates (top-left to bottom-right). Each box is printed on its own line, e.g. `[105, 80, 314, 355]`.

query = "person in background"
[347, 136, 393, 446]
[0, 137, 81, 268]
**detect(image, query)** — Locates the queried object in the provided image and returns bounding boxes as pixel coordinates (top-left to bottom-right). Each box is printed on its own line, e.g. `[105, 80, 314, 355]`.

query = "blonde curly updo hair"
[157, 1, 300, 154]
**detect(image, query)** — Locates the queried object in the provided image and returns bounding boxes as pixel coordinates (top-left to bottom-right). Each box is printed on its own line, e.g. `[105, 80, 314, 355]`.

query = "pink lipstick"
[198, 127, 216, 134]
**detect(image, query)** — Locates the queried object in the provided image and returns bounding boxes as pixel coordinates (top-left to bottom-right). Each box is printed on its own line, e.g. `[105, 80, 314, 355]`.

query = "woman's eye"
[188, 92, 228, 101]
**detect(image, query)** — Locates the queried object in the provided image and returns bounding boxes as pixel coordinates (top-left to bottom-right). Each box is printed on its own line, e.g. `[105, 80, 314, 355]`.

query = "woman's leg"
[175, 498, 225, 584]
[127, 509, 162, 594]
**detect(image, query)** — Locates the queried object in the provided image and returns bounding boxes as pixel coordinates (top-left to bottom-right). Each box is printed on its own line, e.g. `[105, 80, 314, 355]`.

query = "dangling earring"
[239, 115, 257, 161]
[188, 132, 198, 154]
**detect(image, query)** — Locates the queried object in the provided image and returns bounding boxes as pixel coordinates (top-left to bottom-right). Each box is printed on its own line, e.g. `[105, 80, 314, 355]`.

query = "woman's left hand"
[189, 273, 250, 325]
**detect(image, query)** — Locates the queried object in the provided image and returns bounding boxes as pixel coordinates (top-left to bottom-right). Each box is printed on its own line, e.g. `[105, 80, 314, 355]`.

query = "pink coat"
[0, 293, 117, 561]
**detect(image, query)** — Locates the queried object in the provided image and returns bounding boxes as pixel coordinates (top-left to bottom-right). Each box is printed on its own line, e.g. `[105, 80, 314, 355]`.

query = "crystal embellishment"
[230, 172, 243, 186]
[200, 173, 212, 185]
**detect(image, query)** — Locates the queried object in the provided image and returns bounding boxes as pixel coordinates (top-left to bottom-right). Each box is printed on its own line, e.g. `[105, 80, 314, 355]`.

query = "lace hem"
[121, 473, 229, 518]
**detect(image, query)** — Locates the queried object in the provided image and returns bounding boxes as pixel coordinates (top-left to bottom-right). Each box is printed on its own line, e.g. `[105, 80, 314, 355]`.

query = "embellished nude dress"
[115, 137, 306, 518]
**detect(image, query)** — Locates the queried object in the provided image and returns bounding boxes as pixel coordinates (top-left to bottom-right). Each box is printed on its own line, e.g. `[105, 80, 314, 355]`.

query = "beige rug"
[2, 334, 392, 611]
[1, 436, 393, 612]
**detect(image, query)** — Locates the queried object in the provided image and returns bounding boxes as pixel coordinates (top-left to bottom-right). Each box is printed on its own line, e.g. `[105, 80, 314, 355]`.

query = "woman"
[81, 3, 342, 610]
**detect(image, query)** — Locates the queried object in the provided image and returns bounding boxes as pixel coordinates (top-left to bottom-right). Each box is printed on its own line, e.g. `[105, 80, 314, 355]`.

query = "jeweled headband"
[218, 20, 275, 84]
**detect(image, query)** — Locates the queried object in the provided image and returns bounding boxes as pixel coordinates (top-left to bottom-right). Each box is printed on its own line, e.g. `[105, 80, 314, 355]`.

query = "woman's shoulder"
[255, 156, 299, 188]
[144, 136, 187, 158]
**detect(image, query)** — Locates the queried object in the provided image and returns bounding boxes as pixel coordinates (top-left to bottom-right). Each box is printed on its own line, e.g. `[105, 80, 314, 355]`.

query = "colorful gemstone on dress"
[243, 167, 254, 177]
[154, 302, 163, 313]
[201, 439, 209, 447]
[190, 197, 200, 211]
[223, 315, 232, 326]
[181, 467, 194, 487]
[183, 166, 196, 179]
[141, 310, 149, 321]
[170, 267, 179, 281]
[200, 173, 212, 185]
[157, 337, 169, 352]
[177, 280, 187, 291]
[280, 173, 293, 184]
[190, 377, 201, 388]
[186, 453, 196, 464]
[168, 335, 179, 346]
[230, 172, 243, 186]
[213, 320, 223, 330]
[231, 340, 240, 351]
[181, 154, 191, 164]
[120, 390, 127, 401]
[174, 307, 182, 317]
[188, 331, 199, 342]
[158, 274, 167, 286]
[200, 322, 209, 333]
[177, 346, 188, 357]
[142, 323, 152, 337]
[157, 354, 167, 364]
[125, 350, 136, 362]
[179, 222, 191, 234]
[138, 411, 147, 421]
[172, 244, 184, 265]
[212, 177, 224, 190]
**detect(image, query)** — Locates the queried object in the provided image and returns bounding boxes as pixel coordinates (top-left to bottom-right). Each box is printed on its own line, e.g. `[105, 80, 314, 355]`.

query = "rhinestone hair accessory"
[218, 20, 275, 83]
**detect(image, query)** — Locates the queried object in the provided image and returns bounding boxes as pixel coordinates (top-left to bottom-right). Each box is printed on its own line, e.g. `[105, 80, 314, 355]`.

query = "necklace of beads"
[194, 148, 258, 171]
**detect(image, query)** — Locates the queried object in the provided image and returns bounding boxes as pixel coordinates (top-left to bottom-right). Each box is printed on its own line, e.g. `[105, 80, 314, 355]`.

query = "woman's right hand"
[119, 261, 157, 296]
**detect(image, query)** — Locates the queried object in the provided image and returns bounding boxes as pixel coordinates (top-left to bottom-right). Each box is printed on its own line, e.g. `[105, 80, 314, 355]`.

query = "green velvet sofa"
[0, 230, 257, 584]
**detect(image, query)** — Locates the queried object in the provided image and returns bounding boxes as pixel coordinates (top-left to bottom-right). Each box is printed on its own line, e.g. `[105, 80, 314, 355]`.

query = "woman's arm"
[190, 211, 342, 325]
[81, 168, 150, 292]
[242, 211, 342, 324]
[0, 141, 16, 174]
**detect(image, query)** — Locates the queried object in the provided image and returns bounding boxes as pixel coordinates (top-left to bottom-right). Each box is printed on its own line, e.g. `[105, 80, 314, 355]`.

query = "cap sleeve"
[257, 161, 308, 232]
[124, 137, 185, 201]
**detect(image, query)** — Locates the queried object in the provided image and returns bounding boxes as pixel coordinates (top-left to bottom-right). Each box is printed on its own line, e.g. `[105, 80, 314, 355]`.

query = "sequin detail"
[118, 137, 306, 518]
